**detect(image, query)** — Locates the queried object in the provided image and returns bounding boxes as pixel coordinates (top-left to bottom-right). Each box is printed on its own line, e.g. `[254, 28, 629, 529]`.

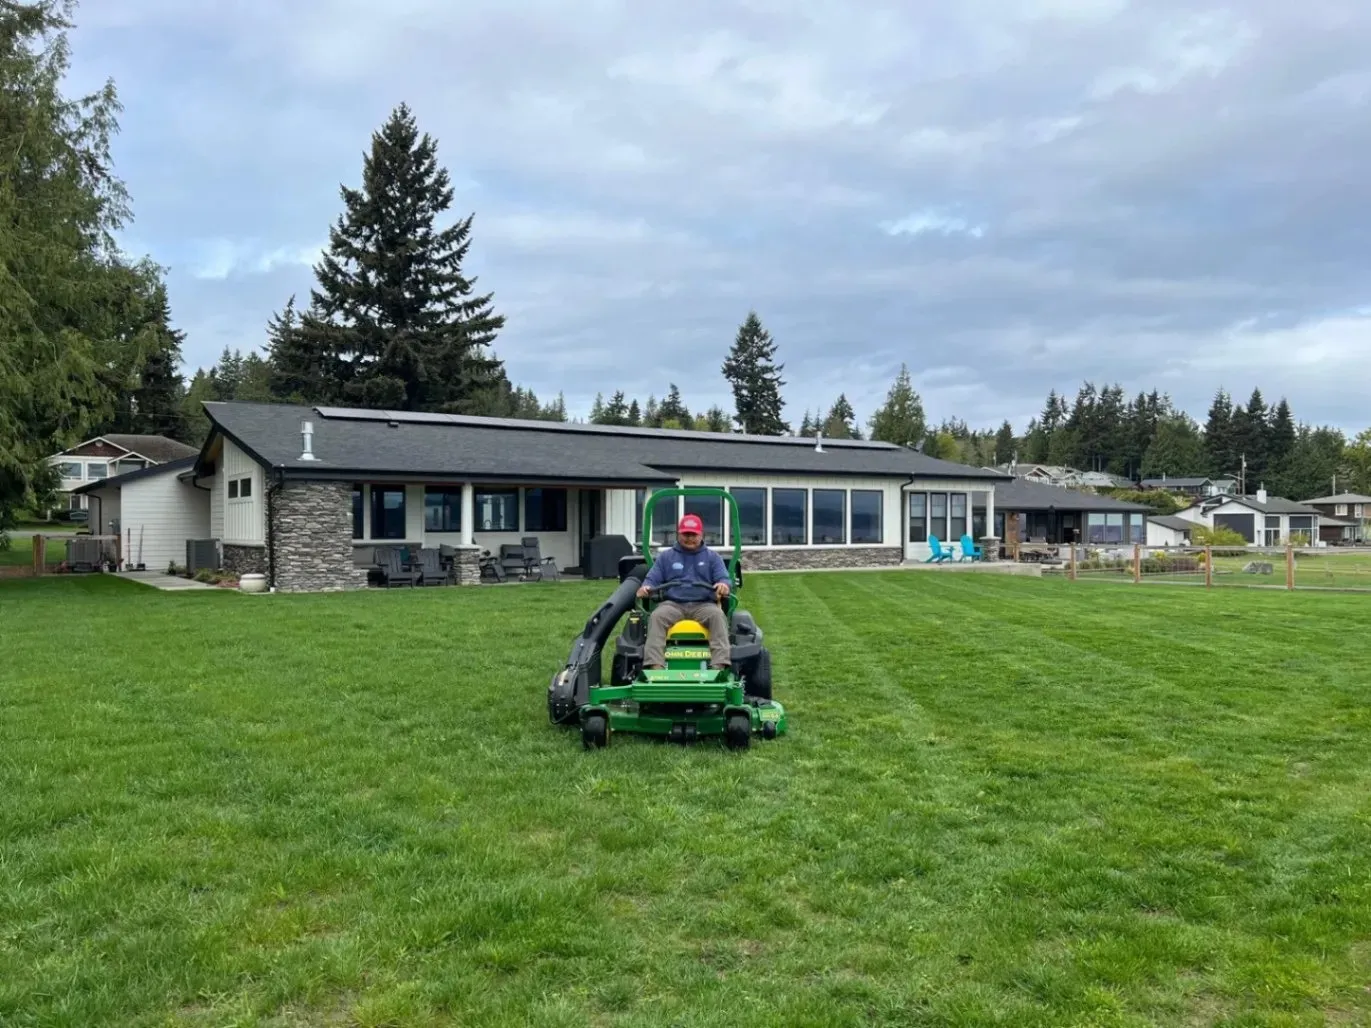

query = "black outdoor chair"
[499, 543, 527, 580]
[478, 549, 507, 583]
[520, 537, 559, 581]
[418, 547, 449, 586]
[378, 547, 419, 587]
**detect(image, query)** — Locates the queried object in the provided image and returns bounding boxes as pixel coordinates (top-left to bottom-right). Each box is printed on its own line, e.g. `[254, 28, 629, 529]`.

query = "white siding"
[605, 488, 637, 538]
[118, 473, 211, 571]
[80, 486, 121, 535]
[208, 471, 223, 539]
[222, 440, 264, 544]
[1146, 522, 1190, 547]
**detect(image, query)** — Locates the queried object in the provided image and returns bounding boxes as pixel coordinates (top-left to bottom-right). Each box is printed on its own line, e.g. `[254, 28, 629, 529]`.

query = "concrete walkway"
[117, 570, 221, 591]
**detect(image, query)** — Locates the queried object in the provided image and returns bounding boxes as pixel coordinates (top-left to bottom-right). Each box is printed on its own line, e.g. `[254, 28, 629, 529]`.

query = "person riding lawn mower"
[547, 487, 787, 749]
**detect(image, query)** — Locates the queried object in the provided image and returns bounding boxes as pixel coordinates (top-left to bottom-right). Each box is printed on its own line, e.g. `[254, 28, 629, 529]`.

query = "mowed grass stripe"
[3, 573, 1371, 1025]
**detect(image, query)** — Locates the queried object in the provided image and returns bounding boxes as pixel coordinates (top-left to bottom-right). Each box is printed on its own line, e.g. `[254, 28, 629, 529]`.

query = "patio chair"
[958, 533, 983, 561]
[478, 549, 507, 583]
[520, 537, 560, 581]
[924, 535, 955, 563]
[499, 543, 528, 580]
[417, 547, 449, 586]
[378, 547, 419, 587]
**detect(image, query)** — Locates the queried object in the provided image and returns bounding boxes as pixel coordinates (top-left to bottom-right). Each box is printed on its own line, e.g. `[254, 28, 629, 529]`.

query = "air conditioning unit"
[186, 539, 221, 573]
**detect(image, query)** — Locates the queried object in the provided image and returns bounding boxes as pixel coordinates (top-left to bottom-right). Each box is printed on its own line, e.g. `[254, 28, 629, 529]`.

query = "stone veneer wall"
[222, 544, 267, 575]
[452, 546, 482, 585]
[740, 546, 903, 571]
[270, 481, 369, 592]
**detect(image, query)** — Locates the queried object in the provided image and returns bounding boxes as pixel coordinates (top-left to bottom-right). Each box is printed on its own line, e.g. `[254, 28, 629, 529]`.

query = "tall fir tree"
[626, 399, 642, 426]
[867, 364, 926, 448]
[1140, 415, 1206, 479]
[657, 384, 691, 428]
[1231, 387, 1269, 484]
[821, 394, 860, 438]
[993, 421, 1016, 464]
[721, 311, 788, 434]
[287, 103, 505, 412]
[267, 295, 338, 403]
[126, 283, 186, 438]
[798, 410, 816, 437]
[1202, 388, 1235, 479]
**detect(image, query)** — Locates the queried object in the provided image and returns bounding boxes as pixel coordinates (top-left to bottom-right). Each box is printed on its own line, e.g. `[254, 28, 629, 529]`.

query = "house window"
[929, 493, 948, 543]
[425, 487, 463, 532]
[683, 487, 724, 545]
[1288, 515, 1314, 545]
[352, 485, 364, 539]
[852, 490, 883, 544]
[370, 487, 406, 539]
[87, 463, 108, 480]
[1128, 513, 1144, 544]
[909, 493, 928, 543]
[239, 477, 252, 498]
[1086, 513, 1105, 543]
[228, 479, 239, 499]
[730, 488, 767, 545]
[1337, 504, 1349, 517]
[57, 461, 82, 479]
[474, 488, 518, 532]
[949, 494, 968, 542]
[813, 489, 846, 545]
[771, 488, 807, 545]
[1264, 515, 1281, 548]
[524, 488, 567, 533]
[1104, 513, 1123, 544]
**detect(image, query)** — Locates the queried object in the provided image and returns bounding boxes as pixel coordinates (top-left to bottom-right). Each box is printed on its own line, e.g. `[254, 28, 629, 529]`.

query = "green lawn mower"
[547, 487, 788, 750]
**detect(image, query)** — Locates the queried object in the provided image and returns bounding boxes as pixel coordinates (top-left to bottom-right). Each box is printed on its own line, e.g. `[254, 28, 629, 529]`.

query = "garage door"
[1214, 512, 1255, 542]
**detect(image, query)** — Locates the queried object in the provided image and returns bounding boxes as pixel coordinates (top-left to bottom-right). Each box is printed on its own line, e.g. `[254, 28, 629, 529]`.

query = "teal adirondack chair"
[958, 534, 983, 561]
[925, 535, 955, 563]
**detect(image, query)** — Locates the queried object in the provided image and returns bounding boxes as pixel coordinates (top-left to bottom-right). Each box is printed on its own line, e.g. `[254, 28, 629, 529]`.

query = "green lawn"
[0, 535, 67, 567]
[3, 573, 1371, 1027]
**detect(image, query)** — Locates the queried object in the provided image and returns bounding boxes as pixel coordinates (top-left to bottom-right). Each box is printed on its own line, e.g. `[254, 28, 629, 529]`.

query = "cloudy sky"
[67, 0, 1371, 433]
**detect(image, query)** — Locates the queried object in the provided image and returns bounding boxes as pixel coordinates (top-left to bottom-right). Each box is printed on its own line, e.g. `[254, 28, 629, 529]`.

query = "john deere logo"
[670, 648, 710, 660]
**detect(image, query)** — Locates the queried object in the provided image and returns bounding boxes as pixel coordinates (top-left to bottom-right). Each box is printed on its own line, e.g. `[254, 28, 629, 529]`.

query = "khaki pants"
[644, 600, 731, 668]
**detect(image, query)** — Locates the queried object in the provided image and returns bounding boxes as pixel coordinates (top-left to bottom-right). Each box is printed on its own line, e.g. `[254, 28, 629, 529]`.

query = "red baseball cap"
[678, 514, 704, 535]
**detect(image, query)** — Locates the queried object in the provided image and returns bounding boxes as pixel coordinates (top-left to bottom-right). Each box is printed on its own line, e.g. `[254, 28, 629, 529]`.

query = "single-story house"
[49, 434, 199, 512]
[980, 477, 1153, 551]
[180, 400, 1009, 591]
[73, 456, 208, 570]
[1146, 515, 1202, 547]
[1300, 493, 1371, 544]
[1175, 490, 1324, 546]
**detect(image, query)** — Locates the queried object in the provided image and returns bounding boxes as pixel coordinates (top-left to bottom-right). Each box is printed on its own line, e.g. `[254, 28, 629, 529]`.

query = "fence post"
[32, 534, 44, 576]
[1133, 543, 1142, 584]
[1069, 543, 1077, 581]
[1286, 542, 1295, 590]
[1205, 546, 1212, 588]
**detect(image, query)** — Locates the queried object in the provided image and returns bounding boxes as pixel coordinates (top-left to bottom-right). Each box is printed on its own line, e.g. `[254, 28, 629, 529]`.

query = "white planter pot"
[239, 573, 268, 593]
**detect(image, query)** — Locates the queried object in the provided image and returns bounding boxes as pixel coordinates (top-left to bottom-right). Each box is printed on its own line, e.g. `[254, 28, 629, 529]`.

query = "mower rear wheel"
[725, 714, 751, 750]
[745, 649, 773, 701]
[582, 714, 609, 749]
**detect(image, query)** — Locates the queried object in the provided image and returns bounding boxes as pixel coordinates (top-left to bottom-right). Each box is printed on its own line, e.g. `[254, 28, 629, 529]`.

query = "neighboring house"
[49, 434, 199, 512]
[994, 463, 1128, 490]
[1301, 493, 1371, 544]
[1176, 490, 1324, 546]
[1146, 515, 1201, 547]
[1075, 470, 1130, 489]
[982, 477, 1152, 552]
[182, 401, 1009, 591]
[1139, 475, 1238, 497]
[72, 457, 209, 571]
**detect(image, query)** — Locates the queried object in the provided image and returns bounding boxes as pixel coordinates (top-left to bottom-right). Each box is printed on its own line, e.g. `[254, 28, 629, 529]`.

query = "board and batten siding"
[221, 439, 264, 545]
[118, 473, 211, 571]
[207, 472, 223, 539]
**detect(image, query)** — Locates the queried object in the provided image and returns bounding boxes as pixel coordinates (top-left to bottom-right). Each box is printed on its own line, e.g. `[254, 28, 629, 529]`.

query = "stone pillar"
[270, 481, 369, 592]
[460, 482, 475, 547]
[980, 537, 1000, 562]
[453, 544, 482, 585]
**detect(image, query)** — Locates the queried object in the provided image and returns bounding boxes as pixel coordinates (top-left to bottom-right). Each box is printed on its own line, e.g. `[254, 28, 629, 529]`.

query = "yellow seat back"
[666, 619, 709, 640]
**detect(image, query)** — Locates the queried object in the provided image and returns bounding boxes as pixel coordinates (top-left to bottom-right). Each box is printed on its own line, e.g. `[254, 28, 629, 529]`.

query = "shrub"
[1191, 524, 1248, 547]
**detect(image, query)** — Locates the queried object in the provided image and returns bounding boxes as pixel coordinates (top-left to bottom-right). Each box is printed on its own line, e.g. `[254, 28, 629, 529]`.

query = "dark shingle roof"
[1148, 515, 1199, 533]
[99, 434, 199, 462]
[1303, 493, 1371, 505]
[201, 402, 1009, 483]
[993, 477, 1152, 513]
[1140, 477, 1211, 488]
[73, 456, 197, 494]
[1189, 494, 1324, 516]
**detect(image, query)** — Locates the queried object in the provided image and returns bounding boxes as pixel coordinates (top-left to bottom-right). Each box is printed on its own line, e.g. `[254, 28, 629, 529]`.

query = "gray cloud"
[67, 0, 1371, 432]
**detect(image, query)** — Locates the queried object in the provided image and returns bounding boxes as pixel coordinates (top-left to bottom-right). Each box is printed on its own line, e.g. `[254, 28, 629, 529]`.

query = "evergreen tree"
[721, 311, 788, 434]
[626, 399, 641, 426]
[994, 421, 1016, 464]
[657, 384, 691, 428]
[208, 347, 244, 401]
[1202, 388, 1235, 478]
[867, 364, 926, 448]
[822, 394, 859, 438]
[798, 410, 816, 437]
[1022, 419, 1049, 463]
[643, 395, 661, 428]
[1140, 415, 1206, 479]
[589, 393, 605, 422]
[1230, 387, 1269, 483]
[126, 283, 186, 437]
[289, 103, 505, 412]
[235, 353, 274, 402]
[179, 369, 216, 446]
[1344, 428, 1371, 496]
[267, 295, 339, 403]
[0, 1, 154, 534]
[1274, 426, 1346, 500]
[703, 405, 730, 433]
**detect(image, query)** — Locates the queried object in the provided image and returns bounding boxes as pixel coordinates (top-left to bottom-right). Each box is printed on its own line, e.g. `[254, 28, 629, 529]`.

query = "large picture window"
[929, 493, 948, 543]
[57, 461, 82, 479]
[909, 493, 927, 543]
[852, 490, 883, 544]
[949, 494, 967, 542]
[1128, 513, 1144, 544]
[637, 490, 679, 546]
[683, 487, 724, 545]
[475, 489, 519, 532]
[524, 488, 568, 532]
[352, 485, 364, 539]
[425, 488, 463, 532]
[812, 489, 846, 544]
[771, 489, 807, 545]
[730, 488, 767, 545]
[370, 487, 406, 539]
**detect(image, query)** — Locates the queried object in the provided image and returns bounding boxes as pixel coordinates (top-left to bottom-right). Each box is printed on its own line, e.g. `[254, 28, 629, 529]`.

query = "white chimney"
[299, 419, 319, 461]
[814, 429, 824, 453]
[1256, 484, 1267, 504]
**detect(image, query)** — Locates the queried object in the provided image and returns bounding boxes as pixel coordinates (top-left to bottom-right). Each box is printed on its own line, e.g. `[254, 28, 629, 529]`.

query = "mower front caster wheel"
[582, 714, 609, 749]
[725, 714, 751, 750]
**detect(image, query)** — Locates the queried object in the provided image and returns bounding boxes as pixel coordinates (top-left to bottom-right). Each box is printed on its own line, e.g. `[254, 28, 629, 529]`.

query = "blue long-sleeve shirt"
[643, 543, 730, 604]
